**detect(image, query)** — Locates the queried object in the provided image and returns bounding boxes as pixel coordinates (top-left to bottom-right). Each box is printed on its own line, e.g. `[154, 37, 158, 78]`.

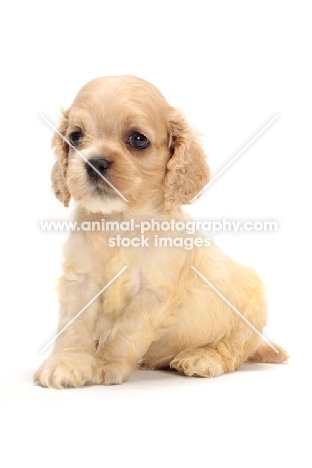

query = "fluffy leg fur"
[34, 275, 101, 388]
[93, 289, 179, 385]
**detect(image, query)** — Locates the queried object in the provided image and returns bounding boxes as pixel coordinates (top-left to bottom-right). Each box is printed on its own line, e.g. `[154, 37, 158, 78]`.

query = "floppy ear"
[51, 108, 71, 207]
[163, 109, 210, 208]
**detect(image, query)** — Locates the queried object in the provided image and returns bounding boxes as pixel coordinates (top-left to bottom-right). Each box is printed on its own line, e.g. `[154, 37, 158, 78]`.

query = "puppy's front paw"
[92, 359, 132, 386]
[34, 351, 96, 389]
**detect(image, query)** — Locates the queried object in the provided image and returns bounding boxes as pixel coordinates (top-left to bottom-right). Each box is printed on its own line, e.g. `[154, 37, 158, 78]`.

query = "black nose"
[86, 158, 110, 179]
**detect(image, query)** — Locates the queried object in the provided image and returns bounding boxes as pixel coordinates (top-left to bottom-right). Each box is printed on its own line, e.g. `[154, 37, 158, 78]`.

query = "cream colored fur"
[34, 76, 287, 388]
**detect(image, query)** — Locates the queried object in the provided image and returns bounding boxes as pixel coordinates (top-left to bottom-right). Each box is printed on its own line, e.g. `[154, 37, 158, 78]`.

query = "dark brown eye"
[128, 132, 149, 150]
[69, 131, 82, 147]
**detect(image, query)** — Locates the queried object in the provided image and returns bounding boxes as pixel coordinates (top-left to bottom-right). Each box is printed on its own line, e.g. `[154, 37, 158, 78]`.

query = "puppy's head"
[51, 76, 210, 213]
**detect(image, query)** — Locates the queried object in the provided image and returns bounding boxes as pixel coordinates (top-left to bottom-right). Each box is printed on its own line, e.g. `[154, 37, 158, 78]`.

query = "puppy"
[34, 76, 287, 388]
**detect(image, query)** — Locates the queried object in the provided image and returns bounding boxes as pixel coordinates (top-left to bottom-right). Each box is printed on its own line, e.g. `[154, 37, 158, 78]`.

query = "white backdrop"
[1, 1, 311, 466]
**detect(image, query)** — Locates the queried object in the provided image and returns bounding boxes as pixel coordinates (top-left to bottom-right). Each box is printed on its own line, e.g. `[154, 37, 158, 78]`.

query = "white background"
[1, 1, 311, 466]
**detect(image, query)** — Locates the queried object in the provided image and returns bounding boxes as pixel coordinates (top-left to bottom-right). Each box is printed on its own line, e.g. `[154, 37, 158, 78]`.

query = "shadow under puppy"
[34, 76, 287, 388]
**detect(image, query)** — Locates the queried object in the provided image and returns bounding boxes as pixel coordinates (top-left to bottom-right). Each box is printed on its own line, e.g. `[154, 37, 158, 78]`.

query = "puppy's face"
[52, 76, 210, 213]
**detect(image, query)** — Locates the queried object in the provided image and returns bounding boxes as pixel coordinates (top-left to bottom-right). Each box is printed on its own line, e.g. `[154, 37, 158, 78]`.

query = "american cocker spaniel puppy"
[34, 76, 287, 388]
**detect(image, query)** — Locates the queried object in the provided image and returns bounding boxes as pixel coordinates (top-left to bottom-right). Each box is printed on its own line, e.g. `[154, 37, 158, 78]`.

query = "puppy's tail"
[247, 343, 289, 364]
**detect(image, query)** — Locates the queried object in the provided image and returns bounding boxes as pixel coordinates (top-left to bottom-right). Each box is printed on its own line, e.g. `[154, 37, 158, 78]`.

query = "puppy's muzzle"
[86, 157, 110, 180]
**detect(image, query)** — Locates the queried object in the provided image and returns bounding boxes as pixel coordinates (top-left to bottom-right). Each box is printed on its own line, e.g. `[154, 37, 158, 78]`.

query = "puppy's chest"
[96, 232, 153, 319]
[82, 227, 186, 322]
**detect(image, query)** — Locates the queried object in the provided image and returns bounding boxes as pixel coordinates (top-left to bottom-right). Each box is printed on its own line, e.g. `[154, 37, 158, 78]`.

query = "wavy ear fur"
[51, 108, 71, 207]
[163, 109, 210, 208]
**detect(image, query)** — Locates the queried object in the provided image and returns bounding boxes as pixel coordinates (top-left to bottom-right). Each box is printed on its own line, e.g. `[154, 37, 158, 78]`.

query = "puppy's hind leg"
[170, 333, 260, 378]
